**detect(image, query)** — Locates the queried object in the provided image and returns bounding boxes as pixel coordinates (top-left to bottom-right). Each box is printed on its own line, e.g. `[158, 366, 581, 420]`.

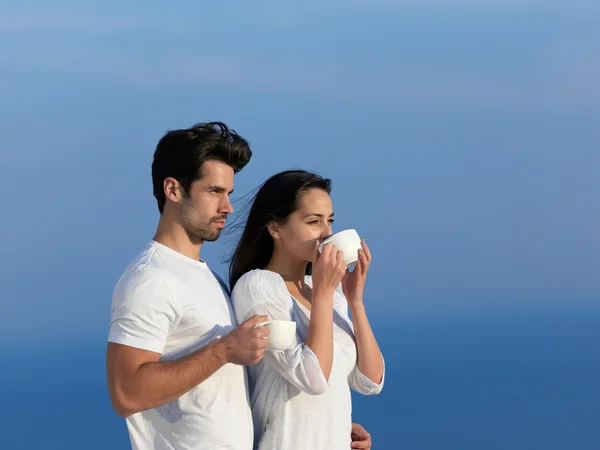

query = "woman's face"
[274, 188, 335, 263]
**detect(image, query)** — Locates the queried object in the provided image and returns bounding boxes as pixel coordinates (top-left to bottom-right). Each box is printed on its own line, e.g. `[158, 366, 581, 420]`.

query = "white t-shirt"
[231, 269, 385, 450]
[108, 240, 253, 450]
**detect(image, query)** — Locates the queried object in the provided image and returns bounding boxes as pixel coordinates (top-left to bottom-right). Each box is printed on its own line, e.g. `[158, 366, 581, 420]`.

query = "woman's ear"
[267, 221, 281, 239]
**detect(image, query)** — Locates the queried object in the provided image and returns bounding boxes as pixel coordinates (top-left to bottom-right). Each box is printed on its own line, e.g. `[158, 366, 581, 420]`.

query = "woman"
[229, 170, 385, 450]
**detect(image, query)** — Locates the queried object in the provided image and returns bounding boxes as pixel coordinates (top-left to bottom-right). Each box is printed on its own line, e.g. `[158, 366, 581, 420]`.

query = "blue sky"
[1, 0, 598, 343]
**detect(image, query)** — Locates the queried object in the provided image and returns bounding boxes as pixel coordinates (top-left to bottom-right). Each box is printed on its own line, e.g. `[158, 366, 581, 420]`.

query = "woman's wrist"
[312, 287, 336, 302]
[348, 298, 365, 310]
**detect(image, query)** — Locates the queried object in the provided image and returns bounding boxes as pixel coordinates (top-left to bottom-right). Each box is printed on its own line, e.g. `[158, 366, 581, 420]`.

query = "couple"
[106, 122, 385, 450]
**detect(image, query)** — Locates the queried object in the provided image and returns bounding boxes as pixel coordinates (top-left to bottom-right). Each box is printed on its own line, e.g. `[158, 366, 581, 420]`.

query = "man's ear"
[267, 221, 281, 239]
[164, 177, 182, 204]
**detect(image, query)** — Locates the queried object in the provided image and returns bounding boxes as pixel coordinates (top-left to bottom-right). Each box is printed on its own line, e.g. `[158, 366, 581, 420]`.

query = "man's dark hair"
[151, 122, 252, 213]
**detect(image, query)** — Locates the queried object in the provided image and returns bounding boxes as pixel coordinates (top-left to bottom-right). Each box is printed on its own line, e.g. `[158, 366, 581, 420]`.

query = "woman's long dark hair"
[228, 170, 331, 290]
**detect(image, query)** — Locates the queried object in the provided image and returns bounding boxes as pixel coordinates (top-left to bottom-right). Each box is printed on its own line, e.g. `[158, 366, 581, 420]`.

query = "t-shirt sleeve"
[108, 267, 179, 354]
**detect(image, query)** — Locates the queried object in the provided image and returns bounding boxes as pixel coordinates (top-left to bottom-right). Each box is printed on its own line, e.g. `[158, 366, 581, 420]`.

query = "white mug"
[318, 229, 362, 267]
[253, 320, 297, 350]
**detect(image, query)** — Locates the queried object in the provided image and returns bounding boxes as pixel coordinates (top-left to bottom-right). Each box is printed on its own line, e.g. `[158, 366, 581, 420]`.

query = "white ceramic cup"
[253, 320, 297, 350]
[318, 229, 362, 267]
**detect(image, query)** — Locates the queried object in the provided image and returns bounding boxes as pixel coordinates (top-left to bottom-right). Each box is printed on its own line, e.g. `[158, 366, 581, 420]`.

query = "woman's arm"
[349, 302, 384, 384]
[341, 240, 385, 389]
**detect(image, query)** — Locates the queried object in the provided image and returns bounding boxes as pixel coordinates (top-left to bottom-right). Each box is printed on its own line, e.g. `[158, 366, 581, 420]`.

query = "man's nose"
[221, 196, 234, 215]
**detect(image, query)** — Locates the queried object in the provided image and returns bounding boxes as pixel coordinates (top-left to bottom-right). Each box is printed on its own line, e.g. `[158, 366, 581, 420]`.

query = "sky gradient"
[1, 0, 598, 343]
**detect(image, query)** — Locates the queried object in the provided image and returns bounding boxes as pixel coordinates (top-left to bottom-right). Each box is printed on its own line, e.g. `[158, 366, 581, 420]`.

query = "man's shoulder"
[114, 264, 171, 301]
[113, 243, 174, 301]
[117, 241, 158, 276]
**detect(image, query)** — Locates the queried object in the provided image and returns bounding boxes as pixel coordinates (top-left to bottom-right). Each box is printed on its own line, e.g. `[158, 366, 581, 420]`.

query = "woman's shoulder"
[232, 269, 290, 301]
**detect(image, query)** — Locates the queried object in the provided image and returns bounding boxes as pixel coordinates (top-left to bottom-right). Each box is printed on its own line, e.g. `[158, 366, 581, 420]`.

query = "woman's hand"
[311, 240, 347, 297]
[342, 239, 372, 305]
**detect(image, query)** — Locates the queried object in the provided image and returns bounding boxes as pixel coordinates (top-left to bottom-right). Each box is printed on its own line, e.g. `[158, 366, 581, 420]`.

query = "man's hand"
[220, 315, 271, 365]
[351, 422, 372, 449]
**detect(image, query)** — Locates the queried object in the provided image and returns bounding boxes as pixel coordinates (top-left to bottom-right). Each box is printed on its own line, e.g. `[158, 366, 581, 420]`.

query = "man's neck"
[153, 220, 203, 262]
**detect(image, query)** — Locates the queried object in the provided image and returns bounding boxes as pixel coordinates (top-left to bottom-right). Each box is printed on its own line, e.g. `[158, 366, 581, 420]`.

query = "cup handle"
[253, 321, 273, 328]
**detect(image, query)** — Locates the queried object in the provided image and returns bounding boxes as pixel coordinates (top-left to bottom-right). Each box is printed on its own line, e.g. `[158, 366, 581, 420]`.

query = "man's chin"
[202, 230, 222, 242]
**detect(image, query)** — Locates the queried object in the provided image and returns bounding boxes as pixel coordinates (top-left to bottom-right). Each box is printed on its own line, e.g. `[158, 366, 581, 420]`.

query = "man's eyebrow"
[208, 185, 234, 194]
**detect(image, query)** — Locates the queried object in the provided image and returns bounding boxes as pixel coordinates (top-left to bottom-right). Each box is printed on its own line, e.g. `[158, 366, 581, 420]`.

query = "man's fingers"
[241, 315, 268, 328]
[253, 326, 271, 338]
[255, 335, 270, 349]
[351, 423, 369, 438]
[350, 429, 371, 449]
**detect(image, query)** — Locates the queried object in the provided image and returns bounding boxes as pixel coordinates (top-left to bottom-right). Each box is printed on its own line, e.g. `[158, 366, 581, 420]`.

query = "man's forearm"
[117, 339, 229, 416]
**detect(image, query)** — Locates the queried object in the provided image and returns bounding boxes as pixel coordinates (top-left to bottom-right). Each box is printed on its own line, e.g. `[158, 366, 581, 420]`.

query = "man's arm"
[106, 315, 269, 417]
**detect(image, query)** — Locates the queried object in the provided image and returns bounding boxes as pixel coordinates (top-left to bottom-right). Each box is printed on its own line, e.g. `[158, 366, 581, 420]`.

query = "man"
[106, 122, 372, 449]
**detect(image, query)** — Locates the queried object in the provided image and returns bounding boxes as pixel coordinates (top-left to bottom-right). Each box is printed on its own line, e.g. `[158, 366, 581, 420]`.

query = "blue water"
[2, 309, 598, 449]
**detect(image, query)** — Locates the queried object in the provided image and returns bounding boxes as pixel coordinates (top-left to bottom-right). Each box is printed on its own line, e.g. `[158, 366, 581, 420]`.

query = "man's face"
[177, 160, 235, 244]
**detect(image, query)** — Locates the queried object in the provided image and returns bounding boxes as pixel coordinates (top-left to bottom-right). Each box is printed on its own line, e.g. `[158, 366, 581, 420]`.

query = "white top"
[108, 241, 253, 450]
[231, 270, 385, 450]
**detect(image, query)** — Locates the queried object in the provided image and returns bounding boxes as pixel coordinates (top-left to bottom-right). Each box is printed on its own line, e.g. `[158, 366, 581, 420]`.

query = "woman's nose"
[320, 227, 333, 241]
